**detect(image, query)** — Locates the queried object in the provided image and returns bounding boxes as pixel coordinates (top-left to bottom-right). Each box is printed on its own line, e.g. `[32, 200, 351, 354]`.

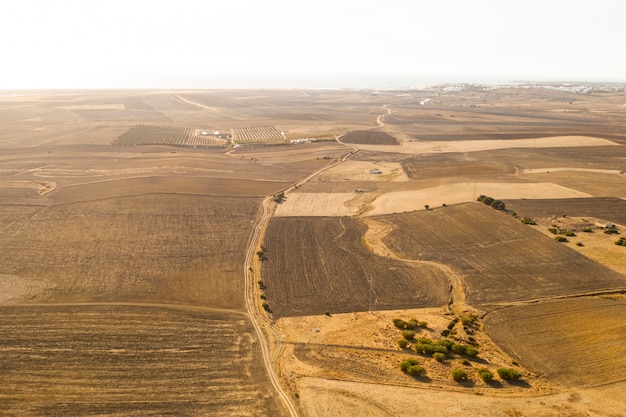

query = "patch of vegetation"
[477, 368, 494, 382]
[272, 191, 285, 203]
[520, 217, 537, 225]
[497, 368, 522, 380]
[392, 318, 407, 329]
[604, 228, 619, 235]
[433, 352, 446, 362]
[397, 338, 410, 349]
[554, 236, 568, 242]
[548, 227, 558, 234]
[615, 237, 626, 246]
[477, 195, 505, 211]
[257, 280, 267, 290]
[581, 227, 593, 233]
[451, 368, 468, 382]
[401, 330, 416, 340]
[576, 242, 584, 247]
[259, 294, 267, 300]
[414, 343, 435, 355]
[399, 358, 425, 377]
[562, 230, 576, 237]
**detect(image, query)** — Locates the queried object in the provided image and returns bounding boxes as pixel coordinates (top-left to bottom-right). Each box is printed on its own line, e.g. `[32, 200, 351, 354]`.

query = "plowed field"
[0, 305, 284, 416]
[485, 297, 626, 387]
[377, 203, 626, 308]
[261, 217, 450, 317]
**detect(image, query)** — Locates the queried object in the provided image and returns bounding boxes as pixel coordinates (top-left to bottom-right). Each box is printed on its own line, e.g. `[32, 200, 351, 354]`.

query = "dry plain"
[1, 85, 626, 416]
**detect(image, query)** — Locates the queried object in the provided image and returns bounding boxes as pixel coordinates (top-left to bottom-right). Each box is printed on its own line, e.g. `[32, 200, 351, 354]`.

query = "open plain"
[1, 85, 626, 416]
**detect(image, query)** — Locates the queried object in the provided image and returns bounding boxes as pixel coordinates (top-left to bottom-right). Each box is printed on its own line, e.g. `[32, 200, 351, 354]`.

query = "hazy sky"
[2, 0, 625, 89]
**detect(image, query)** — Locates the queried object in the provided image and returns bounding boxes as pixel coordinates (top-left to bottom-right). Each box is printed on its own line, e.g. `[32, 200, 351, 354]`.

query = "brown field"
[2, 86, 626, 416]
[485, 297, 626, 387]
[377, 203, 626, 308]
[261, 217, 450, 317]
[340, 129, 399, 145]
[0, 305, 283, 416]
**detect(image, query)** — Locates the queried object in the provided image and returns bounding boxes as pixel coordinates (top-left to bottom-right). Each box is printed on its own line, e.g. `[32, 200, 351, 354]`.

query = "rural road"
[242, 105, 392, 416]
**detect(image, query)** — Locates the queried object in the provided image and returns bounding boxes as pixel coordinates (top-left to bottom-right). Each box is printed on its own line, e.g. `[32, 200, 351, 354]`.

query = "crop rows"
[232, 125, 284, 143]
[115, 125, 227, 148]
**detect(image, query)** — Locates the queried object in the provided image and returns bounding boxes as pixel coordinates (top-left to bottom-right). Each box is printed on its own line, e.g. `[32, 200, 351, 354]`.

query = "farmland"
[261, 217, 449, 317]
[377, 203, 626, 308]
[233, 125, 285, 144]
[2, 85, 626, 416]
[115, 124, 228, 147]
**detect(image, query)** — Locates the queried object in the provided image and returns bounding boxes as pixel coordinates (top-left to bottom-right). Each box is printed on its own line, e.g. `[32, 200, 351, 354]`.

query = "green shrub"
[477, 368, 494, 382]
[257, 280, 267, 290]
[451, 369, 468, 382]
[407, 365, 425, 377]
[451, 344, 467, 355]
[433, 352, 446, 362]
[497, 368, 521, 380]
[435, 339, 455, 349]
[616, 237, 626, 246]
[397, 339, 410, 349]
[417, 337, 433, 344]
[604, 228, 619, 234]
[465, 347, 479, 358]
[554, 236, 567, 242]
[576, 242, 584, 247]
[521, 217, 537, 225]
[418, 321, 429, 328]
[482, 197, 494, 206]
[562, 230, 576, 236]
[581, 227, 593, 233]
[399, 358, 420, 372]
[432, 345, 448, 355]
[262, 302, 270, 311]
[548, 227, 558, 234]
[260, 294, 267, 300]
[401, 330, 416, 340]
[392, 318, 407, 329]
[405, 319, 418, 329]
[460, 359, 470, 366]
[414, 343, 434, 355]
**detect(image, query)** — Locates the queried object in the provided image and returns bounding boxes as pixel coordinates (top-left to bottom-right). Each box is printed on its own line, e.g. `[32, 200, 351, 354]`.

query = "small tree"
[401, 330, 416, 340]
[397, 338, 410, 349]
[491, 200, 505, 210]
[424, 204, 430, 210]
[433, 352, 446, 362]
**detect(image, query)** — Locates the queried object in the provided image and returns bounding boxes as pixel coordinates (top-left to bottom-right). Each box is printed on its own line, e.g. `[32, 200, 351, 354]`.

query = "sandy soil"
[354, 136, 620, 154]
[316, 160, 409, 182]
[274, 183, 591, 217]
[530, 217, 626, 276]
[297, 377, 626, 417]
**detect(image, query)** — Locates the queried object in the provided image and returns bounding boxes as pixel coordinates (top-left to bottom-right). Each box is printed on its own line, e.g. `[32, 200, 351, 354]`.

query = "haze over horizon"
[2, 0, 625, 90]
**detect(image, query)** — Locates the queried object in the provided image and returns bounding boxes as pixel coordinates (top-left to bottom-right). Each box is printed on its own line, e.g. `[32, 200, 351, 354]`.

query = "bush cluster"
[616, 237, 626, 246]
[477, 195, 505, 210]
[497, 367, 521, 380]
[399, 358, 425, 377]
[393, 318, 428, 330]
[520, 217, 537, 225]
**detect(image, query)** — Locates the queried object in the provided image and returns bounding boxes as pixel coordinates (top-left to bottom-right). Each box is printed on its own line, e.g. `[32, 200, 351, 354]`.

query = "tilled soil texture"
[0, 194, 257, 309]
[376, 203, 626, 309]
[340, 130, 399, 145]
[0, 305, 284, 416]
[261, 217, 450, 317]
[485, 297, 626, 387]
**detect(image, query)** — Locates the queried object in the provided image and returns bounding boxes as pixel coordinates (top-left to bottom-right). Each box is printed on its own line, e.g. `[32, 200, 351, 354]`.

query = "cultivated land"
[1, 85, 626, 416]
